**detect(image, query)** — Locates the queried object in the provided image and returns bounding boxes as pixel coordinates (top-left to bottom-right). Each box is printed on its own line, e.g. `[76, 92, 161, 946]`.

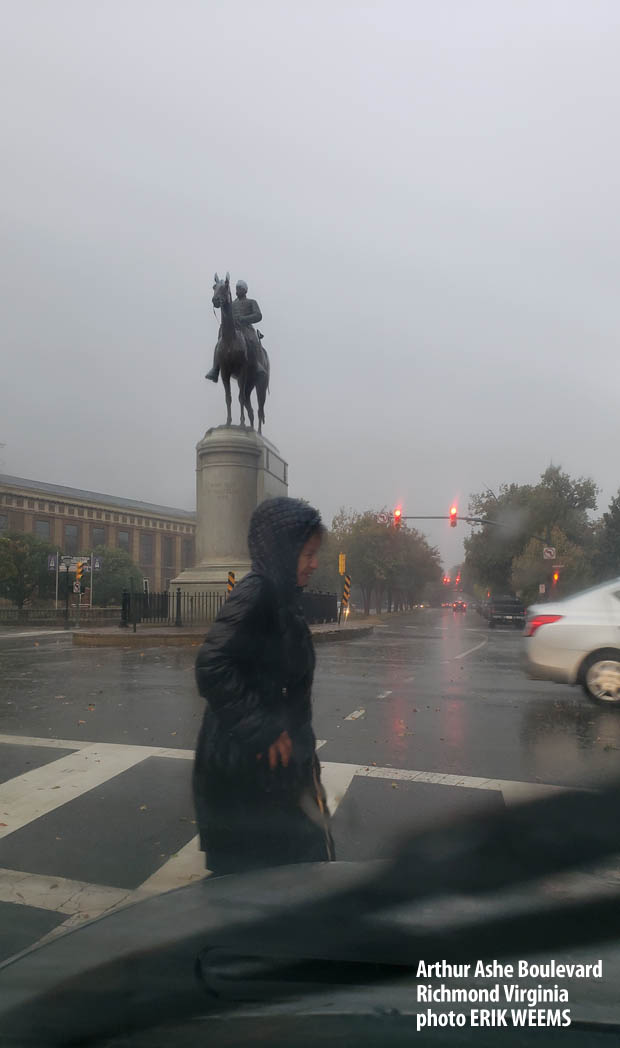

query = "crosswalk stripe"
[0, 742, 156, 840]
[0, 866, 134, 916]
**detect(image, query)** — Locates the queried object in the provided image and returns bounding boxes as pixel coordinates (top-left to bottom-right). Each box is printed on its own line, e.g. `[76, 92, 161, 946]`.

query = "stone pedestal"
[170, 425, 288, 594]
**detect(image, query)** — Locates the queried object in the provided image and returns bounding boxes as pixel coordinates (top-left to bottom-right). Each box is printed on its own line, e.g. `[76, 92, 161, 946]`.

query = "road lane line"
[0, 743, 156, 840]
[345, 709, 365, 720]
[377, 690, 392, 699]
[446, 638, 488, 661]
[402, 676, 415, 683]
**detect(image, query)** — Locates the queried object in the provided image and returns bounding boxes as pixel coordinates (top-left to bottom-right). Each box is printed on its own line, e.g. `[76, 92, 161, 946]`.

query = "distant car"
[524, 578, 620, 704]
[453, 600, 467, 612]
[488, 595, 526, 629]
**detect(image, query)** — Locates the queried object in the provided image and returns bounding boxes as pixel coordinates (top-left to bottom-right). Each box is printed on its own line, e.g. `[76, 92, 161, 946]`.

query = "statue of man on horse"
[206, 279, 267, 384]
[208, 273, 270, 434]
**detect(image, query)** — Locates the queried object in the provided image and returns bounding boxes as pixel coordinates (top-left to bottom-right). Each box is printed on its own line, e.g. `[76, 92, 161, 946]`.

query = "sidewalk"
[71, 621, 374, 648]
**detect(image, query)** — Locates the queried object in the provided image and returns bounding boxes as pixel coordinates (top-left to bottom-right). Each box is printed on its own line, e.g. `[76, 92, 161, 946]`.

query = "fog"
[3, 0, 620, 565]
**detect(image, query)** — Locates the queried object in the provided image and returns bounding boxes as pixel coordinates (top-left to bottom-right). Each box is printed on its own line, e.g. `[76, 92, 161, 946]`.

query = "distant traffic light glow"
[449, 505, 458, 528]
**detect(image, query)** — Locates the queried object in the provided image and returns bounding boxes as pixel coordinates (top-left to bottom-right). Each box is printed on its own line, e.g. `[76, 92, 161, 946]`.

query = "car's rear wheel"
[582, 652, 620, 704]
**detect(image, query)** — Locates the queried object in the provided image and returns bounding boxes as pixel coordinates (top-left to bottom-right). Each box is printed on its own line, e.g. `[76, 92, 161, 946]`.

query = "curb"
[71, 625, 374, 648]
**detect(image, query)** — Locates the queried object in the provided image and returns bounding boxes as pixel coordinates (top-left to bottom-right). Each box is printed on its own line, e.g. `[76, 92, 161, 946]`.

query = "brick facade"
[0, 474, 196, 592]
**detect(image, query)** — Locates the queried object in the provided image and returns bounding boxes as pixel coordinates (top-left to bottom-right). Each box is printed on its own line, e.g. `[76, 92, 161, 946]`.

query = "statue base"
[170, 424, 288, 597]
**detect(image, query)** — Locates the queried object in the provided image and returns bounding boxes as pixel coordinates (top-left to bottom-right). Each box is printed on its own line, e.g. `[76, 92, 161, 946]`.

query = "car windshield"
[2, 4, 620, 1043]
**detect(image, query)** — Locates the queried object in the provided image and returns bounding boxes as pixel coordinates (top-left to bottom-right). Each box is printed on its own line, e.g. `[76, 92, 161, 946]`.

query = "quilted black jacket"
[193, 497, 334, 874]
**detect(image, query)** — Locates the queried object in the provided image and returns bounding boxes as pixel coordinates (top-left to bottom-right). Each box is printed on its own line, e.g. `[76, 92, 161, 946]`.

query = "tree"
[88, 546, 143, 606]
[593, 490, 620, 580]
[0, 532, 56, 607]
[511, 526, 592, 604]
[324, 507, 442, 615]
[464, 467, 599, 594]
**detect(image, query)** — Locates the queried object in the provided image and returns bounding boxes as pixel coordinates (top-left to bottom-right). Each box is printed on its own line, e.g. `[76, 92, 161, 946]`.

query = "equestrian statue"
[207, 274, 270, 434]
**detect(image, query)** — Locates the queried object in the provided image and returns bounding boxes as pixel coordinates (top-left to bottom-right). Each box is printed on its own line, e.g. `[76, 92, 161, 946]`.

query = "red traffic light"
[552, 571, 560, 584]
[394, 507, 402, 527]
[449, 505, 458, 528]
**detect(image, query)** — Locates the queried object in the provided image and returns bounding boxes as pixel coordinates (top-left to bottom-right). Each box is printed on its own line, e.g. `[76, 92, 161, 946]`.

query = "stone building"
[0, 474, 196, 592]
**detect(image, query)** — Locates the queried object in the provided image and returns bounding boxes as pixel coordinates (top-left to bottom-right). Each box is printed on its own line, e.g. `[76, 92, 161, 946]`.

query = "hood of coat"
[248, 497, 323, 600]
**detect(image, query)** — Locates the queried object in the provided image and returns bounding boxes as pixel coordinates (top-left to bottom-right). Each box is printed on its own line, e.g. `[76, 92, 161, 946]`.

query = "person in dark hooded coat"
[193, 496, 335, 876]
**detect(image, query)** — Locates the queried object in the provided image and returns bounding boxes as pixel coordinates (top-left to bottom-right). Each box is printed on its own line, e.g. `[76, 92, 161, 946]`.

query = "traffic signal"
[552, 571, 560, 585]
[449, 505, 458, 528]
[75, 561, 84, 583]
[394, 507, 402, 528]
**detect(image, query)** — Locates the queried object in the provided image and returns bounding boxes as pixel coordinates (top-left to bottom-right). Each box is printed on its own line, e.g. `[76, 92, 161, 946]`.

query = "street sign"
[73, 582, 81, 594]
[93, 557, 102, 571]
[57, 557, 92, 573]
[377, 512, 389, 524]
[47, 554, 58, 571]
[539, 584, 546, 594]
[338, 553, 346, 575]
[543, 547, 556, 560]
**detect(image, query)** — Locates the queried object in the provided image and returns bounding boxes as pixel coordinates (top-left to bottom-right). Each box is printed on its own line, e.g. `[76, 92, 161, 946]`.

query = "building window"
[105, 513, 111, 521]
[129, 516, 135, 524]
[17, 498, 23, 507]
[48, 503, 56, 512]
[140, 533, 154, 566]
[68, 507, 75, 515]
[163, 536, 175, 578]
[122, 515, 127, 523]
[28, 500, 35, 509]
[78, 508, 84, 517]
[0, 513, 8, 532]
[182, 539, 193, 570]
[64, 523, 79, 555]
[113, 514, 119, 522]
[87, 509, 93, 518]
[92, 526, 105, 547]
[35, 519, 51, 540]
[96, 511, 102, 519]
[118, 530, 130, 553]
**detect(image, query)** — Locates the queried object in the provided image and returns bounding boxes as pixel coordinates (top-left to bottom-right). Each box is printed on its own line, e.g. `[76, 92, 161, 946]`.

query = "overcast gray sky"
[3, 0, 620, 566]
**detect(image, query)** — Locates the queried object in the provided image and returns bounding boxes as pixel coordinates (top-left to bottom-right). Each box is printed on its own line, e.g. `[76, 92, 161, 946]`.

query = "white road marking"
[402, 675, 415, 683]
[445, 638, 488, 661]
[345, 709, 365, 720]
[319, 761, 358, 814]
[315, 739, 327, 750]
[0, 733, 90, 750]
[357, 765, 572, 803]
[0, 742, 155, 840]
[377, 690, 392, 699]
[139, 835, 207, 895]
[0, 866, 135, 916]
[0, 734, 589, 936]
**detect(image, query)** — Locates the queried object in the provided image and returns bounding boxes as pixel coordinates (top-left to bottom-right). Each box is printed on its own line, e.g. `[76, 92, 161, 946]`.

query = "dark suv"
[488, 594, 526, 629]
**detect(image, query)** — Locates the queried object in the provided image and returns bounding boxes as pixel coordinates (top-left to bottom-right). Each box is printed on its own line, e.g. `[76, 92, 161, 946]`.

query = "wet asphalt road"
[1, 608, 619, 961]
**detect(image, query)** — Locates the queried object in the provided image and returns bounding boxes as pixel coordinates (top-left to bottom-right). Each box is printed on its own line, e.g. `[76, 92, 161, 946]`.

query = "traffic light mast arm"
[399, 514, 548, 545]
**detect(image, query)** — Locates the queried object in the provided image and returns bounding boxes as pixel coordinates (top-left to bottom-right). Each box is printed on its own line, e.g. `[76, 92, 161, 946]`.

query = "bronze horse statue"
[211, 273, 270, 433]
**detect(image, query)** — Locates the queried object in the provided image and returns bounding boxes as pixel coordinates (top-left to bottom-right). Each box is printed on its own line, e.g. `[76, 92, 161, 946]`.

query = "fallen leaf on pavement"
[77, 720, 86, 725]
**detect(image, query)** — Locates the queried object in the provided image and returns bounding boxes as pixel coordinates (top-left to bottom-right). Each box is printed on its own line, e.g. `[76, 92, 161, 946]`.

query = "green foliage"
[464, 466, 600, 596]
[0, 532, 57, 607]
[593, 490, 620, 581]
[87, 546, 143, 606]
[511, 526, 592, 605]
[321, 507, 441, 614]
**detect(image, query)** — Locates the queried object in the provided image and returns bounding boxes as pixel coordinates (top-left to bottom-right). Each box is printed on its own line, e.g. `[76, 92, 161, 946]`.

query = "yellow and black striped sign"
[342, 574, 351, 607]
[227, 571, 235, 595]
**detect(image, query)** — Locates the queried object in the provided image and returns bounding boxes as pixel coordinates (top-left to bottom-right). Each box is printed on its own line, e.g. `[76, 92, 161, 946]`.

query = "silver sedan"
[524, 578, 620, 704]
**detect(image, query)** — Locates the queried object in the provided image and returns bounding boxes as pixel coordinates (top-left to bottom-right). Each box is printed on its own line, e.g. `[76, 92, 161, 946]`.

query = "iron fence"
[119, 588, 338, 628]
